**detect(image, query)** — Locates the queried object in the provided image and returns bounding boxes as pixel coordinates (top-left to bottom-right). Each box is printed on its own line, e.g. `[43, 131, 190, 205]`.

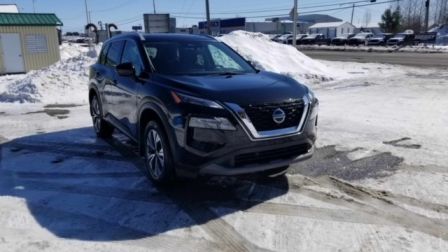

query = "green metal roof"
[0, 13, 63, 26]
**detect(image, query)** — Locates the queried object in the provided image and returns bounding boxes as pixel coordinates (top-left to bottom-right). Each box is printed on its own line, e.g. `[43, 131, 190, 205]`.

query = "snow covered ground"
[1, 31, 447, 251]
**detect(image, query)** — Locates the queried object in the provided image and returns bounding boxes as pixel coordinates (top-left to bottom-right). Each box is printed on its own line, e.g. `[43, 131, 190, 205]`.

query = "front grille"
[234, 144, 311, 167]
[244, 100, 305, 132]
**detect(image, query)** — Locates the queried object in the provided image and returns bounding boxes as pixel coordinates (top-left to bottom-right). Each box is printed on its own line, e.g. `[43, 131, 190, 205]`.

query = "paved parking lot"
[302, 50, 448, 68]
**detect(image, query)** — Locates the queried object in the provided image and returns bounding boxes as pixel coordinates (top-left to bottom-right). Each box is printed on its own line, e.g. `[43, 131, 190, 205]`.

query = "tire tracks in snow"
[286, 175, 448, 241]
[103, 136, 272, 252]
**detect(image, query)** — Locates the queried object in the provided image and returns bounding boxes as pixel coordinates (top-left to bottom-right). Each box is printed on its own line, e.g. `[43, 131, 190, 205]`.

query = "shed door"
[0, 33, 25, 73]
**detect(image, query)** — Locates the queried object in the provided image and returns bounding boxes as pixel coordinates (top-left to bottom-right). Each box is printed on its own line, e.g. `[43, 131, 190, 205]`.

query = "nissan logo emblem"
[272, 108, 286, 124]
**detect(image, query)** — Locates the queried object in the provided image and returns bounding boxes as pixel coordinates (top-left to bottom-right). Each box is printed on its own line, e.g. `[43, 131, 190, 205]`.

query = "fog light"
[189, 117, 236, 131]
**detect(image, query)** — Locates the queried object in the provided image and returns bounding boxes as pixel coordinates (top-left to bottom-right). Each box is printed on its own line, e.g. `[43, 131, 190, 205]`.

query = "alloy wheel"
[146, 129, 165, 179]
[91, 97, 101, 132]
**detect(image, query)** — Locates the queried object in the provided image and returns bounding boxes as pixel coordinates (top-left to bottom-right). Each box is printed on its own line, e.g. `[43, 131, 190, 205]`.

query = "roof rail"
[199, 34, 216, 40]
[138, 32, 146, 41]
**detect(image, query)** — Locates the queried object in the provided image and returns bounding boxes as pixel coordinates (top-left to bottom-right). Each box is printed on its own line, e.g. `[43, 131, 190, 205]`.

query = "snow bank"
[0, 31, 345, 104]
[218, 31, 346, 84]
[0, 44, 99, 104]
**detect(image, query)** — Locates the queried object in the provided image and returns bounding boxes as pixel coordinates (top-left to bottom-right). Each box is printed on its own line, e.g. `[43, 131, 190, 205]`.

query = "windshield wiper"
[215, 72, 243, 76]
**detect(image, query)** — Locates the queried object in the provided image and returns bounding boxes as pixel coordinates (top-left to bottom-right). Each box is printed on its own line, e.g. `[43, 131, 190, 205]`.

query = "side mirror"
[116, 62, 134, 77]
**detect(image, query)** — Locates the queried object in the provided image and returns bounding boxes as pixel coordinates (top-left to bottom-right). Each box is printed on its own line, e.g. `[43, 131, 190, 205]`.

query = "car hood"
[153, 71, 308, 106]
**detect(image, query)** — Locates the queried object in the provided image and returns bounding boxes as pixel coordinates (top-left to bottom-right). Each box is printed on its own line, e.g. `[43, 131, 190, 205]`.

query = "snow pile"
[218, 31, 347, 84]
[0, 44, 99, 104]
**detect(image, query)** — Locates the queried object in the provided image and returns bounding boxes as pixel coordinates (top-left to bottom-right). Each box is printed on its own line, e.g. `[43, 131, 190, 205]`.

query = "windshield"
[354, 33, 369, 39]
[394, 34, 406, 38]
[144, 41, 256, 75]
[307, 34, 318, 39]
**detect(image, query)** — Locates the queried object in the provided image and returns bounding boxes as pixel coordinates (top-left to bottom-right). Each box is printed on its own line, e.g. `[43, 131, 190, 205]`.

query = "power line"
[241, 0, 401, 19]
[169, 0, 374, 15]
[90, 0, 137, 13]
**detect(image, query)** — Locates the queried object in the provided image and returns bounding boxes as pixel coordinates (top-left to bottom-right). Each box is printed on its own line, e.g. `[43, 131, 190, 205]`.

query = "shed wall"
[0, 26, 60, 74]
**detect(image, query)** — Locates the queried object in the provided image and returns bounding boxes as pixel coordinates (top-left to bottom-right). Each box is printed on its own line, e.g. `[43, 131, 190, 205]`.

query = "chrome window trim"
[225, 96, 310, 141]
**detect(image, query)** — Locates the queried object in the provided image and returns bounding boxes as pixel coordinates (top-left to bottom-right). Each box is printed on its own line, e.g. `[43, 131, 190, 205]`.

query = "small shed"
[0, 13, 63, 74]
[308, 21, 356, 38]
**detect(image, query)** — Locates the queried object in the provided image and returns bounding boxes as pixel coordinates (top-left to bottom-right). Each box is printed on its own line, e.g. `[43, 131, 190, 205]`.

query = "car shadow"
[0, 127, 289, 244]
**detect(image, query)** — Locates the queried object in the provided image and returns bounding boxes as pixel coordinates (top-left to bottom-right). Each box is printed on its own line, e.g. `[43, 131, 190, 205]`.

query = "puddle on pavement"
[383, 137, 422, 149]
[26, 109, 70, 119]
[44, 104, 83, 109]
[290, 145, 404, 181]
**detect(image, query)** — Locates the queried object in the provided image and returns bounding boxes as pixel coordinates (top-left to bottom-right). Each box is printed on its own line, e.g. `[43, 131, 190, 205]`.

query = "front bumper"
[199, 143, 314, 176]
[171, 106, 318, 177]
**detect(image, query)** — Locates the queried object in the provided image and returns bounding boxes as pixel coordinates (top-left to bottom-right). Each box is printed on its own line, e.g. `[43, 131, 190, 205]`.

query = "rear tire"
[143, 121, 175, 184]
[90, 95, 114, 138]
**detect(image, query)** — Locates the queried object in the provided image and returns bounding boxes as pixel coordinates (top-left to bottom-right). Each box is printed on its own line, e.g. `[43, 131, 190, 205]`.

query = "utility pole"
[350, 3, 355, 24]
[292, 0, 298, 47]
[153, 0, 156, 14]
[84, 0, 90, 24]
[424, 0, 430, 32]
[206, 0, 211, 35]
[32, 0, 36, 13]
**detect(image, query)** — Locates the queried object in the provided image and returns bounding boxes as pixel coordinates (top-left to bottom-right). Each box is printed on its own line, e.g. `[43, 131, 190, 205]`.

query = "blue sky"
[1, 0, 393, 32]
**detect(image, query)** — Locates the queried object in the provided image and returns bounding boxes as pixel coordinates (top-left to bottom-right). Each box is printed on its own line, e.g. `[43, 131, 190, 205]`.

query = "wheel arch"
[138, 102, 176, 157]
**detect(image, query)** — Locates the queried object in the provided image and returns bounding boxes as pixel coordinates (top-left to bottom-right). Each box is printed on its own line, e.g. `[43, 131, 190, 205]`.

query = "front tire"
[90, 95, 114, 138]
[143, 121, 175, 184]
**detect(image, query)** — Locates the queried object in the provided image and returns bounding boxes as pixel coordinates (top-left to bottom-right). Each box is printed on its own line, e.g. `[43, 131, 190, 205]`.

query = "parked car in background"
[287, 34, 308, 45]
[367, 33, 393, 46]
[387, 33, 415, 46]
[347, 32, 374, 46]
[330, 34, 355, 46]
[272, 33, 292, 44]
[301, 34, 329, 45]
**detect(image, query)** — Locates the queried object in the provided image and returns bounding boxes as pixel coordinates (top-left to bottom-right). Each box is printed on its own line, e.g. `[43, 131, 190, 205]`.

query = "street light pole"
[32, 0, 36, 13]
[84, 0, 90, 24]
[350, 3, 355, 24]
[206, 0, 211, 35]
[292, 0, 298, 47]
[424, 0, 430, 32]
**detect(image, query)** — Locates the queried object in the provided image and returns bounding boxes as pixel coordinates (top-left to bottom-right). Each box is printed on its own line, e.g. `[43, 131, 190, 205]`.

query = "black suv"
[89, 33, 318, 183]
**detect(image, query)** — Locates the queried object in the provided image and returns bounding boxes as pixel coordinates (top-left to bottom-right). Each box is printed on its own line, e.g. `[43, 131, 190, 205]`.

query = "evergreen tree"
[379, 7, 402, 33]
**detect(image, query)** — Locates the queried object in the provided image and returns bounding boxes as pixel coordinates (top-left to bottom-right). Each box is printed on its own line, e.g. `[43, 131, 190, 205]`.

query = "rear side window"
[106, 41, 124, 67]
[99, 43, 110, 64]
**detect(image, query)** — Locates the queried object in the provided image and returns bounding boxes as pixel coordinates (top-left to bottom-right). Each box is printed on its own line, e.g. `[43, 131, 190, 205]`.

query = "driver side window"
[121, 40, 144, 76]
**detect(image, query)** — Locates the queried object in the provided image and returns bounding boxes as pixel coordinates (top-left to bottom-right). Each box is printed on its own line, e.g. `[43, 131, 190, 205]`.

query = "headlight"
[171, 92, 223, 109]
[189, 117, 236, 131]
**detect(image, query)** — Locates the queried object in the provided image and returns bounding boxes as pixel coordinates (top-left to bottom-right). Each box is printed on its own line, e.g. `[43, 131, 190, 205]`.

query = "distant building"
[261, 14, 343, 34]
[0, 13, 63, 74]
[308, 22, 356, 38]
[198, 18, 245, 35]
[0, 4, 19, 13]
[143, 14, 176, 33]
[194, 14, 350, 36]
